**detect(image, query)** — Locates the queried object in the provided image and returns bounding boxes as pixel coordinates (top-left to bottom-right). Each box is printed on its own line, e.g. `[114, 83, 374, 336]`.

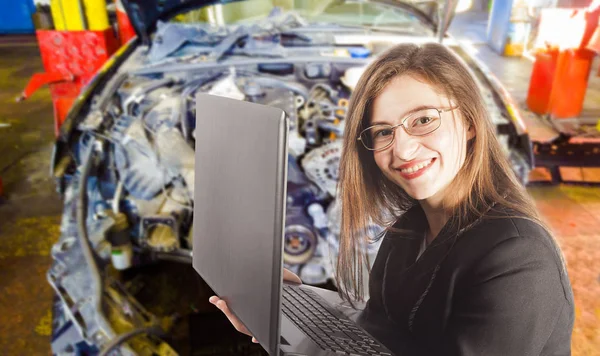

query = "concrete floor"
[1, 21, 599, 355]
[0, 41, 62, 355]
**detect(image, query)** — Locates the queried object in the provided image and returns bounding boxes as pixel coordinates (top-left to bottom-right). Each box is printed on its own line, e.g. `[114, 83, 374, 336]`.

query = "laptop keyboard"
[282, 285, 392, 355]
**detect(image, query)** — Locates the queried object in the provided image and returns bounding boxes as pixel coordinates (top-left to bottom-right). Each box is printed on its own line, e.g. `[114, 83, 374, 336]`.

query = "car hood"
[121, 0, 457, 43]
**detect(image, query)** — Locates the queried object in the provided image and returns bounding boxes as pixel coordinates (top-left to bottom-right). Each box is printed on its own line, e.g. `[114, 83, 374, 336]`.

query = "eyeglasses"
[357, 106, 459, 151]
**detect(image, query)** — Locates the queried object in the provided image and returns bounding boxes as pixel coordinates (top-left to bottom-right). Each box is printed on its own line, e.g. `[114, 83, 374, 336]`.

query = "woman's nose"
[392, 127, 420, 161]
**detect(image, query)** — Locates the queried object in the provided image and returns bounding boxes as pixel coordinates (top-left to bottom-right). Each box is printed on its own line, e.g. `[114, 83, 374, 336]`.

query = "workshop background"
[1, 0, 599, 355]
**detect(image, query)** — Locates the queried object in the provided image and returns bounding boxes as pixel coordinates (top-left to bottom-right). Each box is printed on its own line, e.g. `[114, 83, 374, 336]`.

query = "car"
[48, 0, 534, 354]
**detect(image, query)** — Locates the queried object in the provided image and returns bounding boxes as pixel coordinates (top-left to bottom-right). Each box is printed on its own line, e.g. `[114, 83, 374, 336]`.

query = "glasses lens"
[361, 125, 394, 150]
[405, 109, 441, 136]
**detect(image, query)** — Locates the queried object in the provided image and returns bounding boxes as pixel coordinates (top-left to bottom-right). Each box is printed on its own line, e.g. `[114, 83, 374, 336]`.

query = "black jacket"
[358, 204, 574, 355]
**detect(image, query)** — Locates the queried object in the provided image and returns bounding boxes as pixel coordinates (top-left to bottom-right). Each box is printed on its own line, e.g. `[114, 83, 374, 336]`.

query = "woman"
[209, 43, 574, 355]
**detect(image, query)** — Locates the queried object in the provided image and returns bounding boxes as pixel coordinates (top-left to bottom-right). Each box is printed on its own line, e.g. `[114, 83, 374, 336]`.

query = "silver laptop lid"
[192, 93, 288, 355]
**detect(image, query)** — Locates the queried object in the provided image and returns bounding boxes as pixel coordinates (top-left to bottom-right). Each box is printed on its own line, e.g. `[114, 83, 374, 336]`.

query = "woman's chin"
[403, 186, 438, 202]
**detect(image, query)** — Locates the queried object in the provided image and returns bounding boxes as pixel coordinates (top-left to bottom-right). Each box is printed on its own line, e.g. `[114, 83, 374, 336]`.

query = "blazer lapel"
[381, 206, 460, 331]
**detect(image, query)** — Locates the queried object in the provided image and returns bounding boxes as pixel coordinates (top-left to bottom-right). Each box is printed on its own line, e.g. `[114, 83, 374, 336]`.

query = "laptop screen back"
[192, 93, 288, 355]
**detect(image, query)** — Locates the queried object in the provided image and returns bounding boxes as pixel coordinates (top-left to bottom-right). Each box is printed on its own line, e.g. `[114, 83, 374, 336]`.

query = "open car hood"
[121, 0, 243, 44]
[121, 0, 458, 43]
[403, 0, 458, 38]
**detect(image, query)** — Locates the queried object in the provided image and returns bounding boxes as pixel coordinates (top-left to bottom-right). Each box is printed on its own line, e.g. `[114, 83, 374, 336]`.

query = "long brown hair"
[336, 42, 548, 302]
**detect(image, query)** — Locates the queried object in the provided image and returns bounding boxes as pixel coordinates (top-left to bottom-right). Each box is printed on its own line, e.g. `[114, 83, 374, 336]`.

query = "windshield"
[170, 0, 432, 33]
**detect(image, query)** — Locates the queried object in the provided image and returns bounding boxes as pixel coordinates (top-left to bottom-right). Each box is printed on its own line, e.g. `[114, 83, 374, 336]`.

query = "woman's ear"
[466, 124, 475, 141]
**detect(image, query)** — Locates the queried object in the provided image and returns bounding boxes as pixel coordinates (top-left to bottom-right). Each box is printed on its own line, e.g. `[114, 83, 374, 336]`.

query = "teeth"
[400, 159, 433, 174]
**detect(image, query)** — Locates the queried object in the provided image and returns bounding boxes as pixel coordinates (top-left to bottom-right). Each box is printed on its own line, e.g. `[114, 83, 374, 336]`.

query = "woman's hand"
[208, 268, 302, 343]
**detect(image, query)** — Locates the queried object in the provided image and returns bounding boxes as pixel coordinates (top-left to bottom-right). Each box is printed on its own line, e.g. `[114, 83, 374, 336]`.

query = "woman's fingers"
[283, 268, 302, 284]
[216, 300, 248, 333]
[209, 296, 252, 336]
[209, 269, 299, 344]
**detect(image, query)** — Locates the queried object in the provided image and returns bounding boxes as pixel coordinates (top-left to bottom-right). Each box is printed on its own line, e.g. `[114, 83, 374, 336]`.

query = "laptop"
[192, 93, 393, 356]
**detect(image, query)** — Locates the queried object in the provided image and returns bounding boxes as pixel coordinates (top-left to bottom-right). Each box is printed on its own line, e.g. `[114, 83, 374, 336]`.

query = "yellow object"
[596, 119, 600, 132]
[50, 0, 66, 30]
[50, 0, 109, 30]
[333, 48, 350, 57]
[34, 310, 53, 336]
[504, 43, 524, 57]
[336, 98, 348, 117]
[50, 0, 85, 30]
[84, 0, 110, 30]
[63, 0, 86, 30]
[330, 118, 340, 140]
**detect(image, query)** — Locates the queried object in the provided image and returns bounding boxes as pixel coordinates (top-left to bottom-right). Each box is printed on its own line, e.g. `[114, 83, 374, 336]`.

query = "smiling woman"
[336, 42, 575, 355]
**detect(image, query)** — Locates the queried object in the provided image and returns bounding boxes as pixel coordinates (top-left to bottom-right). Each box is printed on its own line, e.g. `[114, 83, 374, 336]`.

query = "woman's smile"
[394, 157, 437, 180]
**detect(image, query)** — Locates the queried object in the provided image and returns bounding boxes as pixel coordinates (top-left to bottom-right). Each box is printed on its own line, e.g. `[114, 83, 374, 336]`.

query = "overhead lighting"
[456, 0, 473, 13]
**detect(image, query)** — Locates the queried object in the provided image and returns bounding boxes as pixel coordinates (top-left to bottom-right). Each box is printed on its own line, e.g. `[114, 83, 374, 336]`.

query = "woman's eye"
[414, 116, 433, 126]
[373, 128, 393, 138]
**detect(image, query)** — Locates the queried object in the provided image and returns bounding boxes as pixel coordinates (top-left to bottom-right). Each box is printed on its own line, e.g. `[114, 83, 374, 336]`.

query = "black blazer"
[358, 204, 574, 355]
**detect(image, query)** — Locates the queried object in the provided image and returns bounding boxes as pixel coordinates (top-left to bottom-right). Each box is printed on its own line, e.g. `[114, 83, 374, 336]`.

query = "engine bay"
[49, 57, 391, 354]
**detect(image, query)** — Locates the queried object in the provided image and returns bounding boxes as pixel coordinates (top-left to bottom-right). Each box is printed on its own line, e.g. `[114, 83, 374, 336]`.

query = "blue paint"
[0, 0, 35, 34]
[349, 47, 371, 58]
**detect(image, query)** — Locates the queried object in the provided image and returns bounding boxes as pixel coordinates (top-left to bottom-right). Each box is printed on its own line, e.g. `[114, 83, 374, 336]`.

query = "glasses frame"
[357, 106, 459, 151]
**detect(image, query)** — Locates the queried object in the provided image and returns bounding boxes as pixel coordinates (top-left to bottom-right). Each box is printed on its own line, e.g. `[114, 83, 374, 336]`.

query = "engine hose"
[76, 138, 113, 339]
[253, 77, 309, 98]
[123, 77, 178, 114]
[112, 181, 124, 214]
[98, 325, 166, 356]
[154, 249, 193, 264]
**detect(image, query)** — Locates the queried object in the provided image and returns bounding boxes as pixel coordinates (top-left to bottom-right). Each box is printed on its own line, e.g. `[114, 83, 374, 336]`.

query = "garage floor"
[0, 32, 599, 355]
[0, 39, 62, 355]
